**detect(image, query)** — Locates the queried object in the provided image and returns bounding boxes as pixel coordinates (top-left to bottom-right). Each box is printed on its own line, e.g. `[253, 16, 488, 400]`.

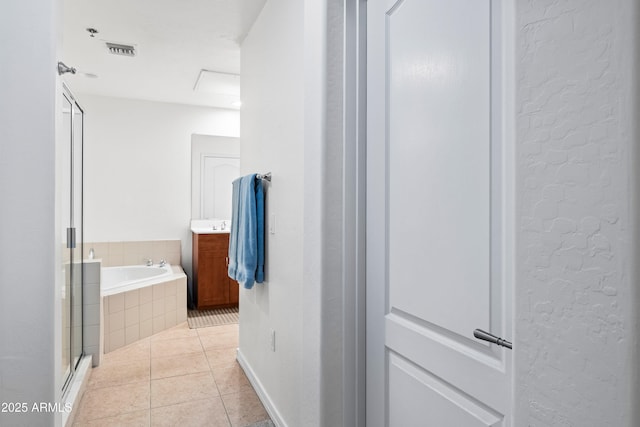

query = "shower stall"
[60, 82, 84, 393]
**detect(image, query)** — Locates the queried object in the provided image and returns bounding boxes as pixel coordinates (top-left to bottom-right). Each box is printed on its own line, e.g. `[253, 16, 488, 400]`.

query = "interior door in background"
[201, 155, 240, 219]
[190, 134, 240, 220]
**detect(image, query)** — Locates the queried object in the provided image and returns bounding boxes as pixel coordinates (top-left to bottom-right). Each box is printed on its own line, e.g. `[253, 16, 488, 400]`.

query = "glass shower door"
[71, 95, 84, 371]
[61, 91, 72, 388]
[61, 84, 84, 392]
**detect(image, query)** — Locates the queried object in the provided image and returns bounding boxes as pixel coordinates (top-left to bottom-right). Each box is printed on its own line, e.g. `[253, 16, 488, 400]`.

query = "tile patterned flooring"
[73, 322, 271, 426]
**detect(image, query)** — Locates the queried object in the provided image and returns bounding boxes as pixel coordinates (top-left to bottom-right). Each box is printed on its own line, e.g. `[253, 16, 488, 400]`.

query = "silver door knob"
[473, 329, 512, 349]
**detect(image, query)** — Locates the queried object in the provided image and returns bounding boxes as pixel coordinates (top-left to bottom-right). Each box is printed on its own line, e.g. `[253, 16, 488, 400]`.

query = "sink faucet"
[158, 259, 166, 267]
[221, 221, 227, 230]
[145, 258, 153, 266]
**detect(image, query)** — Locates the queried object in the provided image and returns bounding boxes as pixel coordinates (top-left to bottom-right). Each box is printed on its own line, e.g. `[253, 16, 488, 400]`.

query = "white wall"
[238, 0, 317, 426]
[515, 0, 638, 425]
[0, 0, 60, 425]
[239, 1, 362, 425]
[80, 95, 239, 284]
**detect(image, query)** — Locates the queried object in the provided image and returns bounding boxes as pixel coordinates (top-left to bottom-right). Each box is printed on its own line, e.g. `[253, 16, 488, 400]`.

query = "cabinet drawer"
[194, 233, 229, 255]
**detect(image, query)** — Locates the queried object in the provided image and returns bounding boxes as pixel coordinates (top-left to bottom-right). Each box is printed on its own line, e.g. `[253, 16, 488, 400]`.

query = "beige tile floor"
[73, 322, 271, 427]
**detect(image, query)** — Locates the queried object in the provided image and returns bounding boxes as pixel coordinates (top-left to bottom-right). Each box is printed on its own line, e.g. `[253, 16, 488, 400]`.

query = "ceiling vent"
[106, 42, 136, 57]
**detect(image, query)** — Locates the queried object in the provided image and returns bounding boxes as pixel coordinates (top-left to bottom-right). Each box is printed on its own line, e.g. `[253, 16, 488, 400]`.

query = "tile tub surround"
[103, 266, 188, 353]
[83, 240, 182, 267]
[83, 260, 102, 367]
[62, 260, 103, 368]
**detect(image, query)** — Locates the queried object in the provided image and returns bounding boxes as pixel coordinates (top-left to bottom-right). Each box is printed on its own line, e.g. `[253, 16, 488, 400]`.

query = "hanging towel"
[255, 178, 265, 283]
[228, 174, 265, 289]
[228, 177, 241, 279]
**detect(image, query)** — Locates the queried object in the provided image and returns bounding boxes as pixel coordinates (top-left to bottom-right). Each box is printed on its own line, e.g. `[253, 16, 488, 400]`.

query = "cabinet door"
[195, 233, 237, 309]
[197, 251, 230, 308]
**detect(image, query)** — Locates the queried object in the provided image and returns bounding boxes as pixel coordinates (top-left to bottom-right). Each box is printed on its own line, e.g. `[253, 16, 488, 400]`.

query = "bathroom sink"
[190, 219, 231, 234]
[191, 227, 230, 234]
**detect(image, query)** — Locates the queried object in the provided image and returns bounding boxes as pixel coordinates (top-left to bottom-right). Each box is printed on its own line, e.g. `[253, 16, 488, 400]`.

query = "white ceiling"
[62, 0, 266, 109]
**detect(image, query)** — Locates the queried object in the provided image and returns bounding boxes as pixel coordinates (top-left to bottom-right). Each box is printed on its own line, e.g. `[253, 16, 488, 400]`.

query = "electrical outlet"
[269, 329, 276, 352]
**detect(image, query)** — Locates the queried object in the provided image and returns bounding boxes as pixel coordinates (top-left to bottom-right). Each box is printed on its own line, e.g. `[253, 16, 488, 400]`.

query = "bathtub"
[101, 263, 188, 353]
[102, 264, 173, 296]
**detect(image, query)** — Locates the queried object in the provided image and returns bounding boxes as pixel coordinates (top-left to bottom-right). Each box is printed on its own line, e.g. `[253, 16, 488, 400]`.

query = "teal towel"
[228, 174, 265, 289]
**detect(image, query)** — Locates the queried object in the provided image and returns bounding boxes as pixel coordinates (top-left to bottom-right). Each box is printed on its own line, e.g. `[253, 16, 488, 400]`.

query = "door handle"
[473, 329, 512, 350]
[67, 227, 76, 249]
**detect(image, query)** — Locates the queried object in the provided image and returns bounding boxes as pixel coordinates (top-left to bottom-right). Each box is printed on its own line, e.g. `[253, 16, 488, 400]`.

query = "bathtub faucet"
[145, 258, 153, 266]
[158, 259, 166, 267]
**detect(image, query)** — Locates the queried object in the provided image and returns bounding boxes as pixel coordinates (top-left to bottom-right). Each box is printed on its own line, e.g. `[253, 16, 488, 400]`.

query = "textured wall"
[516, 0, 636, 425]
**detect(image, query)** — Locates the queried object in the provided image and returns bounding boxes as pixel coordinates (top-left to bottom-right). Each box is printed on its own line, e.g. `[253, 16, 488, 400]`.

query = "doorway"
[189, 134, 241, 319]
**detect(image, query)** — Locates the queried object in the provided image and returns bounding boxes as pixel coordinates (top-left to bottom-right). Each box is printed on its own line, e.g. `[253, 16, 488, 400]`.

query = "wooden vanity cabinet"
[192, 232, 239, 309]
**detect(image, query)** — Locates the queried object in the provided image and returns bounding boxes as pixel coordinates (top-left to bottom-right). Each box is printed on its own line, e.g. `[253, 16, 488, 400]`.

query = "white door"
[201, 156, 240, 219]
[366, 0, 514, 425]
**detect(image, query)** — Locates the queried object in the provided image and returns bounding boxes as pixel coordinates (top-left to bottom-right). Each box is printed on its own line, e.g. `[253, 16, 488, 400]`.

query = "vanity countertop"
[190, 219, 231, 234]
[191, 227, 230, 234]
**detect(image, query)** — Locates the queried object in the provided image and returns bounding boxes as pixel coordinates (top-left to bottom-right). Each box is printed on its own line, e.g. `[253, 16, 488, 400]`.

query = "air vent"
[106, 42, 136, 57]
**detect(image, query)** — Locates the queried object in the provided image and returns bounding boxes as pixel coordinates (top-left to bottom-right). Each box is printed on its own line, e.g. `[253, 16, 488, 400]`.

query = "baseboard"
[236, 348, 287, 427]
